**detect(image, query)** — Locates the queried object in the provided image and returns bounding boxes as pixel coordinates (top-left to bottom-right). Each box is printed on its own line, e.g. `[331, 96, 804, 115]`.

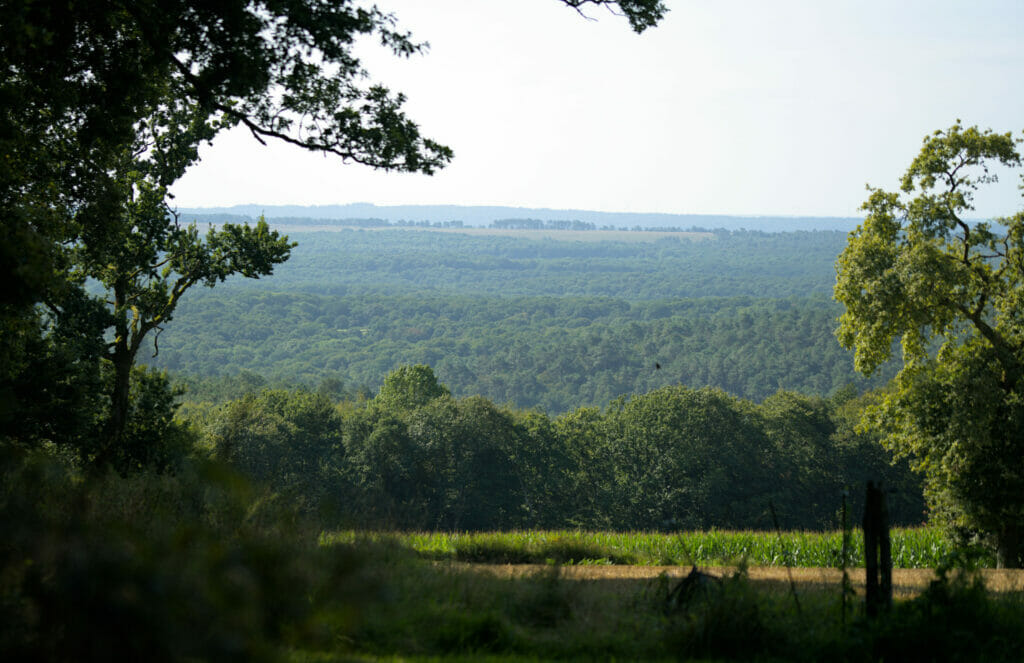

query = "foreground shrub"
[869, 564, 1023, 663]
[664, 569, 772, 659]
[0, 450, 369, 662]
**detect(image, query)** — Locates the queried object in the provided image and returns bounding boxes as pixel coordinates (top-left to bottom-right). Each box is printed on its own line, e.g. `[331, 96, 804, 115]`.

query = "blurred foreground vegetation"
[3, 450, 1022, 662]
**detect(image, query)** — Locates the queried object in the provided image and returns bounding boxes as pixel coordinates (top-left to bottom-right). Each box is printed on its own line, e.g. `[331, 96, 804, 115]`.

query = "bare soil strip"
[455, 563, 1024, 597]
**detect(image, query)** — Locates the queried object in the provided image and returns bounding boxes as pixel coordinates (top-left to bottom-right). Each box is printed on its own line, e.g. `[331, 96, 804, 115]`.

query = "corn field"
[325, 527, 976, 568]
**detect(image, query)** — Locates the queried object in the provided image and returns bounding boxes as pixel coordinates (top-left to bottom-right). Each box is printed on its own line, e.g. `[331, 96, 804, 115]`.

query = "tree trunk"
[97, 279, 134, 469]
[96, 349, 132, 469]
[109, 350, 132, 444]
[863, 481, 892, 616]
[997, 527, 1022, 569]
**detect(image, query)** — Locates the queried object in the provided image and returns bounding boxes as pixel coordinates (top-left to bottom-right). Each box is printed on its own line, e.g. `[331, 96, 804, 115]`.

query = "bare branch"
[151, 324, 164, 358]
[222, 103, 407, 169]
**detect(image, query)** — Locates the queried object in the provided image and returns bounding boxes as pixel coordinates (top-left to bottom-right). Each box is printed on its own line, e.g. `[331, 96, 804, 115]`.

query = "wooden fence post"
[863, 481, 892, 617]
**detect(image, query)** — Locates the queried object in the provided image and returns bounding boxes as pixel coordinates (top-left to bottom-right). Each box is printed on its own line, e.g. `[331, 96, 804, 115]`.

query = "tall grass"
[325, 527, 977, 568]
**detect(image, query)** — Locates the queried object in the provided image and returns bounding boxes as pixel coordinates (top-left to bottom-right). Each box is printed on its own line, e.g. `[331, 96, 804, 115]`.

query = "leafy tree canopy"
[1, 0, 449, 452]
[375, 364, 451, 412]
[835, 122, 1024, 566]
[562, 0, 667, 32]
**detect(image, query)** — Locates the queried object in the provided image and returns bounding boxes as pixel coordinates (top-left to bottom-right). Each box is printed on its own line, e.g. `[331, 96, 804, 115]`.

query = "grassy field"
[299, 534, 1024, 662]
[324, 527, 976, 569]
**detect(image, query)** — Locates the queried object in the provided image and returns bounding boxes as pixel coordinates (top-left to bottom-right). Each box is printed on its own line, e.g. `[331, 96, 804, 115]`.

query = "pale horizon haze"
[170, 0, 1024, 219]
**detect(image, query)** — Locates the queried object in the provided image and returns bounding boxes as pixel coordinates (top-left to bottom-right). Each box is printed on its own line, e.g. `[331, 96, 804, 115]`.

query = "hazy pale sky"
[171, 0, 1024, 218]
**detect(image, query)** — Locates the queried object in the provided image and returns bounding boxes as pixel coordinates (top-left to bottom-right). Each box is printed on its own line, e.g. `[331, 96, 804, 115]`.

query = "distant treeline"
[185, 365, 924, 532]
[180, 213, 763, 234]
[175, 203, 863, 232]
[492, 218, 597, 230]
[490, 218, 729, 233]
[178, 214, 439, 227]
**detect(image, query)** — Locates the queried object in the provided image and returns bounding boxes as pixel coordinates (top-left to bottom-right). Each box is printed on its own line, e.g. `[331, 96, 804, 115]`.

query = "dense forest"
[147, 228, 895, 410]
[145, 225, 921, 532]
[198, 226, 847, 298]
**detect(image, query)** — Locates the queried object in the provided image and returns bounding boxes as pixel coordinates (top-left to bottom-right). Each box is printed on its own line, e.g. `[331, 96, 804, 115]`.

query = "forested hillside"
[147, 225, 921, 531]
[146, 228, 892, 410]
[157, 292, 893, 410]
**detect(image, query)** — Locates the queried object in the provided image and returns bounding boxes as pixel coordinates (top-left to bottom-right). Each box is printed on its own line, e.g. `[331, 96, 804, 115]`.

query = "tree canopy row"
[189, 365, 925, 532]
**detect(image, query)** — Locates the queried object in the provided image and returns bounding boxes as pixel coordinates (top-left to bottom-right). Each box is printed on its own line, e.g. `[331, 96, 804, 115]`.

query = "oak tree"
[835, 122, 1024, 566]
[1, 0, 452, 452]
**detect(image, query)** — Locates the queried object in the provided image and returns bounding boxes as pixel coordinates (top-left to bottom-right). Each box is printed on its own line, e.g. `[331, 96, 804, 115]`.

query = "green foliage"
[153, 290, 894, 412]
[198, 226, 850, 298]
[2, 0, 459, 470]
[107, 366, 197, 474]
[190, 374, 923, 533]
[1, 0, 455, 420]
[208, 389, 344, 518]
[2, 0, 671, 473]
[2, 344, 195, 475]
[140, 228, 895, 414]
[333, 527, 960, 568]
[835, 122, 1024, 566]
[760, 391, 840, 525]
[78, 141, 295, 463]
[0, 292, 108, 450]
[413, 395, 527, 531]
[596, 386, 773, 530]
[342, 367, 536, 530]
[374, 364, 450, 411]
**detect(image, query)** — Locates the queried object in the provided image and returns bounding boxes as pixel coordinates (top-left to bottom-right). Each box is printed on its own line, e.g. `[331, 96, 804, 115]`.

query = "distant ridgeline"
[175, 203, 863, 233]
[180, 215, 716, 233]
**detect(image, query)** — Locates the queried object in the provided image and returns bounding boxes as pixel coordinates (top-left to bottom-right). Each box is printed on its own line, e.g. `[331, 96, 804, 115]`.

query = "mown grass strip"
[323, 528, 979, 568]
